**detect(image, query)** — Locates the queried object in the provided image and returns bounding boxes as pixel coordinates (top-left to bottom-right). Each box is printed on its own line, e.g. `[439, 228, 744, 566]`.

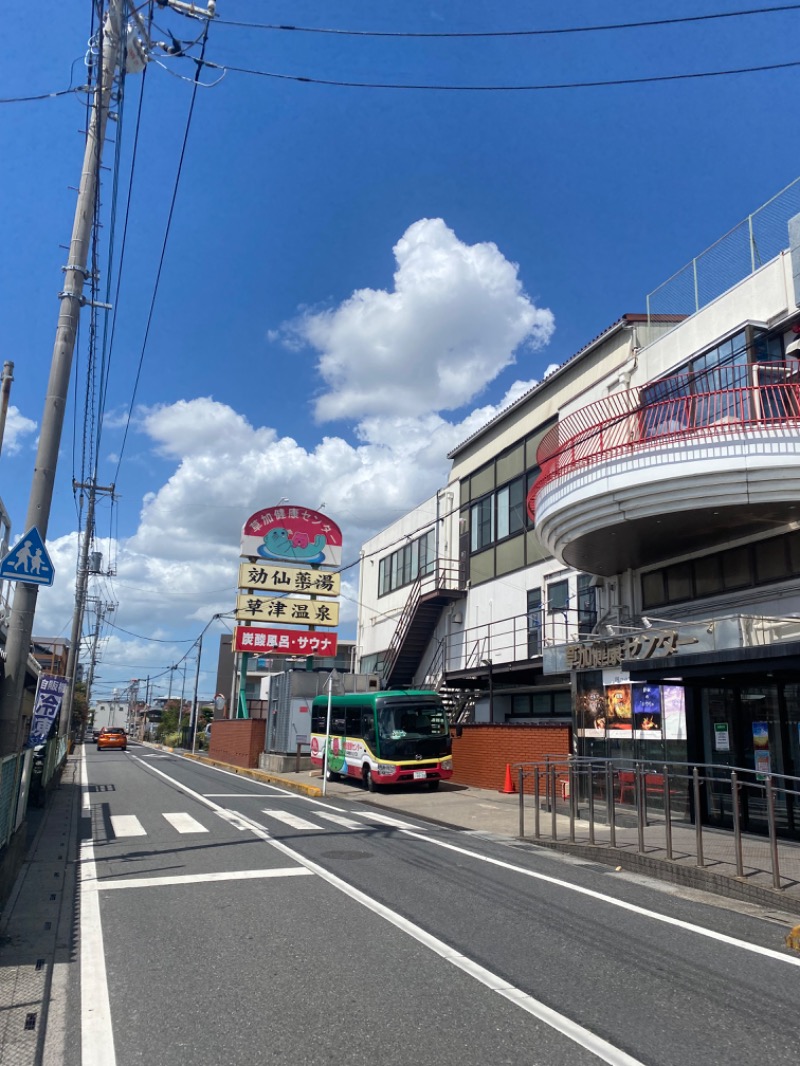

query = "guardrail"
[514, 757, 800, 892]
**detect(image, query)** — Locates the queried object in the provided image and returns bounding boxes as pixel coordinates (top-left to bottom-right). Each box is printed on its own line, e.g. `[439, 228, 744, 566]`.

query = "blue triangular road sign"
[0, 527, 55, 586]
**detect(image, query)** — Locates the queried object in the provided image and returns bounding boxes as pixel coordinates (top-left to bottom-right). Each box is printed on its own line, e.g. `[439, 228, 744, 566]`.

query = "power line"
[213, 4, 800, 39]
[113, 25, 211, 480]
[0, 87, 81, 104]
[204, 56, 800, 92]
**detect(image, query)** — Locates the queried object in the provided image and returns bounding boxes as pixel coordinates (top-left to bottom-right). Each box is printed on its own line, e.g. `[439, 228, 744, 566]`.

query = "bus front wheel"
[325, 767, 338, 782]
[363, 766, 377, 792]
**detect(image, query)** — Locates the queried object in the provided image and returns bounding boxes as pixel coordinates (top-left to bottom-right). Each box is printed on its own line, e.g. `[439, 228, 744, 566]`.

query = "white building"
[356, 179, 800, 837]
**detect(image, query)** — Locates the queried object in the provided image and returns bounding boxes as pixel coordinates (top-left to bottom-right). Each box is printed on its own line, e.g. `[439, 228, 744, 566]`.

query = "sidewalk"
[187, 752, 800, 918]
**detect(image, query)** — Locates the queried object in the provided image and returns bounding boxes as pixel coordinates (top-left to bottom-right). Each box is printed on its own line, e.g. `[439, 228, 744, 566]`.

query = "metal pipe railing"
[513, 755, 799, 893]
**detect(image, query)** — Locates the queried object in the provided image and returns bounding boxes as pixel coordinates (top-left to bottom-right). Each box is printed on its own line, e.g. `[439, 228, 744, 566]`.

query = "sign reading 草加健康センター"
[240, 507, 342, 568]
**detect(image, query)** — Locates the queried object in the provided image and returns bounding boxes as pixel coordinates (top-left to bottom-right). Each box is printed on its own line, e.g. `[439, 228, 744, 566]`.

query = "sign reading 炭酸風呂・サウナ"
[237, 561, 340, 596]
[240, 507, 342, 568]
[234, 626, 338, 657]
[28, 674, 69, 746]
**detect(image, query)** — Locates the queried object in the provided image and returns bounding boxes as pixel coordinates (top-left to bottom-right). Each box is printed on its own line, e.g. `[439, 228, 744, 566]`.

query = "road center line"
[130, 754, 645, 1066]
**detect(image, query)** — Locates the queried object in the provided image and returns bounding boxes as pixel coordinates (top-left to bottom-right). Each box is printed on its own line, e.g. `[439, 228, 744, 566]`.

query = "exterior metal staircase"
[382, 562, 464, 689]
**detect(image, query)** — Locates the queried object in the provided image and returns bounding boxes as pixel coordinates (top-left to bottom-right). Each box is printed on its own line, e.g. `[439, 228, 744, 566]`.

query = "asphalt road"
[63, 743, 800, 1066]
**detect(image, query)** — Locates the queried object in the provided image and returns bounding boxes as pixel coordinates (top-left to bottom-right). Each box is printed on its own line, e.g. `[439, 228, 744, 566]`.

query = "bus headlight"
[377, 763, 395, 776]
[440, 758, 453, 771]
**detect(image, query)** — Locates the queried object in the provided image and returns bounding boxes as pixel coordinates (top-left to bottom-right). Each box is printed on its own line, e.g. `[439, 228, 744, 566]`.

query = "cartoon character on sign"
[326, 735, 346, 773]
[259, 527, 327, 564]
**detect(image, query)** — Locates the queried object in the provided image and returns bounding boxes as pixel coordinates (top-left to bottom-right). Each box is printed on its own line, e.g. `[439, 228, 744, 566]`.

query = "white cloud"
[27, 221, 556, 700]
[2, 407, 37, 454]
[278, 218, 554, 422]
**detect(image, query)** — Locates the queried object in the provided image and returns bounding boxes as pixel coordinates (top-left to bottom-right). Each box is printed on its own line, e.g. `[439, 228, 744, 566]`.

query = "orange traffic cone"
[499, 763, 515, 794]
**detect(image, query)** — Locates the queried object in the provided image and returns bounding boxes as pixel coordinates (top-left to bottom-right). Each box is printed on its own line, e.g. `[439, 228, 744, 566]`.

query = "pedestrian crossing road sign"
[0, 527, 55, 586]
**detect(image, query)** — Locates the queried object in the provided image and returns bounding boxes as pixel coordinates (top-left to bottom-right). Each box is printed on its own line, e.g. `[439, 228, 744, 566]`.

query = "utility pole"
[61, 480, 115, 738]
[0, 361, 14, 457]
[0, 1, 131, 756]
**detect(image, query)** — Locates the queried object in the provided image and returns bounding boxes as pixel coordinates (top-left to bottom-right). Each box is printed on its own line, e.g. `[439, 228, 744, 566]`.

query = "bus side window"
[362, 710, 376, 750]
[345, 707, 361, 738]
[331, 711, 346, 737]
[311, 706, 327, 734]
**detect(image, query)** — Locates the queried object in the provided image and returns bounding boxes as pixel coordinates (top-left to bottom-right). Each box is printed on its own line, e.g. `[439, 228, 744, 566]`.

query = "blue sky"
[1, 1, 799, 702]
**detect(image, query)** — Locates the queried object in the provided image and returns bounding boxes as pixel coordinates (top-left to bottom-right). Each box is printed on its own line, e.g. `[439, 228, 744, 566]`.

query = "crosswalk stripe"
[162, 812, 209, 834]
[358, 811, 426, 831]
[109, 815, 146, 838]
[260, 809, 318, 830]
[316, 812, 365, 830]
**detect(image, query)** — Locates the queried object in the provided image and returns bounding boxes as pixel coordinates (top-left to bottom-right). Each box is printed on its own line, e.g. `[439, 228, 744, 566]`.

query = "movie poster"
[662, 685, 687, 741]
[576, 675, 607, 737]
[606, 684, 632, 732]
[633, 684, 663, 737]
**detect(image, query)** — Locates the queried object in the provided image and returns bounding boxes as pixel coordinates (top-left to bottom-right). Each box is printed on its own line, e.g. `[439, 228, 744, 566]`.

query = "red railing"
[528, 361, 800, 518]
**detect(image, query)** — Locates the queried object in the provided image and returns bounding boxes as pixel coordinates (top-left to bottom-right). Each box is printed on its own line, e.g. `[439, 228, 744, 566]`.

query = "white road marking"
[317, 811, 365, 830]
[95, 868, 313, 891]
[358, 810, 427, 831]
[79, 749, 117, 1066]
[260, 809, 318, 830]
[162, 812, 209, 834]
[395, 830, 800, 970]
[109, 815, 146, 838]
[130, 756, 649, 1065]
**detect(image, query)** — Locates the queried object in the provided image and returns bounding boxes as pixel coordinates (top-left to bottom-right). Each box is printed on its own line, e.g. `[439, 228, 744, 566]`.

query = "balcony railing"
[529, 360, 800, 512]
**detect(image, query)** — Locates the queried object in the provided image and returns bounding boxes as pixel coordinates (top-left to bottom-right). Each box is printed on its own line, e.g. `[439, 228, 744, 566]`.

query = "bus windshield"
[376, 699, 449, 759]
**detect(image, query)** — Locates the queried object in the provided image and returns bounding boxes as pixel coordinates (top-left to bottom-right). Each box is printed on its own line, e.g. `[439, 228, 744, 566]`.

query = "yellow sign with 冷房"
[235, 593, 339, 627]
[238, 561, 340, 597]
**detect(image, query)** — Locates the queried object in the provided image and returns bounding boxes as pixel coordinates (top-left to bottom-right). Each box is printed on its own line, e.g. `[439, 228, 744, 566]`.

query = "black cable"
[105, 619, 196, 643]
[206, 56, 800, 92]
[214, 4, 800, 39]
[113, 25, 210, 481]
[0, 88, 79, 104]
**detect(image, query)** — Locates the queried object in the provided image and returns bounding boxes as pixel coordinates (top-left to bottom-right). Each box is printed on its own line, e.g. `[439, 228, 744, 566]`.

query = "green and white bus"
[310, 690, 453, 792]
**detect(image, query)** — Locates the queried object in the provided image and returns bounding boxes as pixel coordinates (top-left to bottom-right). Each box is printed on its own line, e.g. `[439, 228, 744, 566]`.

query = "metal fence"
[515, 757, 800, 893]
[646, 176, 800, 325]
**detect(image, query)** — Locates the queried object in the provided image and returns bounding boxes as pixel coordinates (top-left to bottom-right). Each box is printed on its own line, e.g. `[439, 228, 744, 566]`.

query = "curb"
[177, 751, 323, 798]
[525, 837, 800, 916]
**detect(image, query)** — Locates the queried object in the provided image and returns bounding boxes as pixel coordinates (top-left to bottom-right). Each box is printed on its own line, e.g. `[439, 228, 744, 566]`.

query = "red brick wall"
[208, 720, 266, 769]
[451, 723, 571, 792]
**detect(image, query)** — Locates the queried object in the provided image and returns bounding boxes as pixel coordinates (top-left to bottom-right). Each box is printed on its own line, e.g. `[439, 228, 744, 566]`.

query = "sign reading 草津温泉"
[235, 593, 340, 627]
[240, 507, 342, 568]
[234, 626, 338, 657]
[238, 561, 340, 597]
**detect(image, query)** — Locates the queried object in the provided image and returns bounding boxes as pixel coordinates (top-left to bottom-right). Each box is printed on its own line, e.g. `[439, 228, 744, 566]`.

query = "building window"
[547, 579, 569, 613]
[641, 529, 800, 609]
[471, 496, 494, 552]
[377, 530, 435, 597]
[576, 573, 597, 635]
[527, 588, 542, 657]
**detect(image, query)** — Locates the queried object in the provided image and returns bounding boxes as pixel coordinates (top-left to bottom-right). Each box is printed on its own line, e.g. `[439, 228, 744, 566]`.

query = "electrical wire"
[204, 56, 800, 92]
[0, 88, 81, 104]
[113, 24, 211, 481]
[213, 4, 800, 39]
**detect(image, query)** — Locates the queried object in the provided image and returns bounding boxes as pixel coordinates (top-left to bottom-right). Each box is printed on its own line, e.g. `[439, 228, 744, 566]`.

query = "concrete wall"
[450, 722, 571, 792]
[208, 719, 266, 769]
